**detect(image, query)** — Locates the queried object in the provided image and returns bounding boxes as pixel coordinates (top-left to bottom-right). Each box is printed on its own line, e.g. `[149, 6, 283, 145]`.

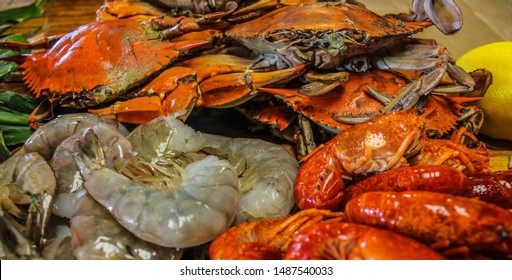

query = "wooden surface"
[4, 0, 104, 37]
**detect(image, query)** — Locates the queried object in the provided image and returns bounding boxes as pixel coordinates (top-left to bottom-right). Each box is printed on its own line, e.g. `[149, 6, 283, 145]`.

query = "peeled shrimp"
[50, 123, 133, 219]
[0, 152, 56, 245]
[74, 125, 240, 248]
[70, 191, 182, 259]
[17, 113, 128, 160]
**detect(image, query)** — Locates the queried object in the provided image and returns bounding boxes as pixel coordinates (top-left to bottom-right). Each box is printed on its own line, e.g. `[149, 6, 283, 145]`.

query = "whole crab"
[149, 0, 463, 36]
[0, 2, 248, 126]
[224, 1, 474, 113]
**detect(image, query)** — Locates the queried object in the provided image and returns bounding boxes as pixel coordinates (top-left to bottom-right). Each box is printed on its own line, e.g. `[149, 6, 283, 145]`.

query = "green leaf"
[0, 0, 46, 24]
[0, 33, 30, 78]
[0, 90, 36, 114]
[0, 124, 33, 146]
[0, 108, 29, 125]
[0, 130, 12, 162]
[0, 61, 19, 78]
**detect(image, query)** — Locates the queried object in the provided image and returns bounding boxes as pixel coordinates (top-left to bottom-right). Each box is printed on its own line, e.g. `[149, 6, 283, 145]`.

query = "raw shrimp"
[0, 210, 41, 259]
[50, 123, 133, 219]
[126, 114, 207, 161]
[127, 115, 299, 221]
[70, 191, 182, 259]
[0, 152, 56, 245]
[41, 236, 73, 260]
[74, 126, 240, 248]
[202, 133, 298, 221]
[16, 113, 129, 160]
[40, 215, 74, 259]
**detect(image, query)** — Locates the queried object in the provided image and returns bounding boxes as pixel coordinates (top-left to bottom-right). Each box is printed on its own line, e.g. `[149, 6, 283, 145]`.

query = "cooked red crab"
[0, 2, 240, 126]
[226, 2, 474, 112]
[4, 18, 207, 126]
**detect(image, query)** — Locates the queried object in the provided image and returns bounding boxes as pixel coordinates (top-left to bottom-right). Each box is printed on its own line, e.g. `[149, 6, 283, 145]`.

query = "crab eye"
[326, 32, 344, 49]
[351, 30, 368, 43]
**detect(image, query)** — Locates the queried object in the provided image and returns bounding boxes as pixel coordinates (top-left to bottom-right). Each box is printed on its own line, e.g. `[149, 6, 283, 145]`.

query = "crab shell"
[261, 69, 407, 132]
[226, 2, 433, 69]
[20, 19, 203, 108]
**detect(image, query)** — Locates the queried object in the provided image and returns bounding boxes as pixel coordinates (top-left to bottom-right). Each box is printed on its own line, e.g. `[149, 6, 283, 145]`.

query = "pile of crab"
[1, 0, 511, 260]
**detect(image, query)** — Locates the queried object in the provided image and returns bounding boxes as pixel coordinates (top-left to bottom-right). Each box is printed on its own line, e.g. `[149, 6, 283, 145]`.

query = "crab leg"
[96, 0, 165, 21]
[369, 42, 474, 112]
[0, 35, 64, 51]
[231, 0, 322, 21]
[147, 3, 237, 38]
[88, 67, 199, 124]
[378, 65, 447, 113]
[233, 0, 366, 18]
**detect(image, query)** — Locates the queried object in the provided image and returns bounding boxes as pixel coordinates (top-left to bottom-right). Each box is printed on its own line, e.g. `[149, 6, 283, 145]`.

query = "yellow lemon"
[456, 41, 512, 141]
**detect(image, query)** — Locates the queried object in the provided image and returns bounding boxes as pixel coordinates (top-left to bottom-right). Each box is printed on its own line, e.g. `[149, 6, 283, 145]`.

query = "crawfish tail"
[345, 191, 512, 255]
[294, 145, 345, 210]
[466, 170, 512, 209]
[341, 165, 469, 208]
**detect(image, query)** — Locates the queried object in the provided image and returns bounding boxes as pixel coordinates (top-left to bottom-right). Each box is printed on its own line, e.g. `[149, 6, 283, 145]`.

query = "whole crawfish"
[294, 109, 430, 210]
[284, 222, 445, 260]
[209, 209, 343, 260]
[345, 191, 512, 257]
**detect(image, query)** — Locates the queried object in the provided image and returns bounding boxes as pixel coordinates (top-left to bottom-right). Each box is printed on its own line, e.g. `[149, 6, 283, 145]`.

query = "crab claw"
[422, 0, 463, 35]
[88, 67, 199, 124]
[399, 0, 463, 35]
[181, 54, 306, 108]
[197, 64, 306, 108]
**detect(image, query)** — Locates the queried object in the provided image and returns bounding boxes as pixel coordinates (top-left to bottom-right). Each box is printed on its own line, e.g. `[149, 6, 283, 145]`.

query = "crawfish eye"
[425, 129, 440, 138]
[496, 225, 510, 240]
[466, 143, 480, 149]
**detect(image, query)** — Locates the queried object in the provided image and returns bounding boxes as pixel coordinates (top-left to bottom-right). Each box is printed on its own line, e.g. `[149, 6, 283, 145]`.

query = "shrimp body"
[127, 114, 206, 161]
[127, 115, 299, 221]
[0, 152, 56, 245]
[18, 113, 128, 160]
[51, 123, 133, 219]
[75, 143, 240, 248]
[71, 191, 182, 259]
[202, 134, 299, 221]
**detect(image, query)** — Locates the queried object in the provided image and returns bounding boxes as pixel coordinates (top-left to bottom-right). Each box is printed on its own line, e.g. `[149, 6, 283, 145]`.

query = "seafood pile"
[0, 0, 510, 260]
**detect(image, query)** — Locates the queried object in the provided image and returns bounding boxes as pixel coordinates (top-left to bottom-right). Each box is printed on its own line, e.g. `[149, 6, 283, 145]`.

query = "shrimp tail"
[72, 128, 108, 175]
